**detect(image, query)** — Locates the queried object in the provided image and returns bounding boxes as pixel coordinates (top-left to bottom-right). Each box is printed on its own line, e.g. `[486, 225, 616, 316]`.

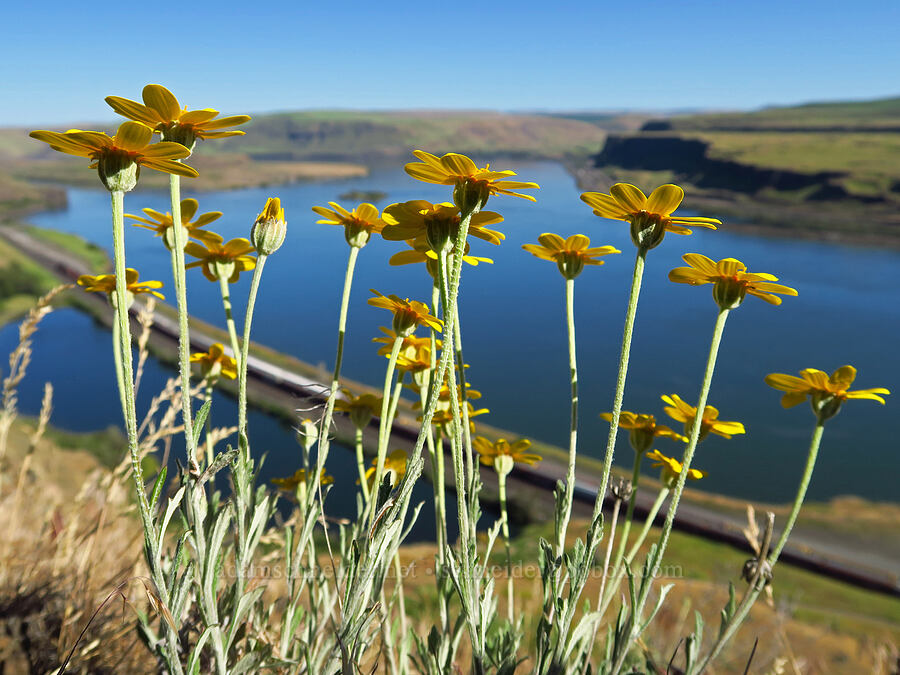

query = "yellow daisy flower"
[662, 394, 745, 441]
[647, 449, 706, 486]
[599, 410, 687, 453]
[523, 233, 620, 279]
[312, 201, 386, 248]
[77, 268, 164, 305]
[765, 365, 889, 421]
[669, 254, 798, 309]
[580, 183, 720, 251]
[190, 343, 237, 380]
[106, 84, 250, 148]
[382, 200, 505, 253]
[362, 449, 408, 488]
[368, 290, 443, 336]
[388, 237, 493, 276]
[405, 150, 539, 209]
[272, 468, 334, 492]
[185, 234, 256, 283]
[126, 198, 222, 249]
[474, 437, 542, 468]
[334, 389, 384, 429]
[30, 121, 197, 191]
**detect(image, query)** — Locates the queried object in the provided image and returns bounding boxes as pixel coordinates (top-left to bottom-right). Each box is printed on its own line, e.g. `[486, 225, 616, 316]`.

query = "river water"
[3, 161, 898, 509]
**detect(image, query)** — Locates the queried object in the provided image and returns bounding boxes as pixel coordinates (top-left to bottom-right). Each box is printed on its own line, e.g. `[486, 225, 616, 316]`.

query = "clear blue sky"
[4, 0, 898, 127]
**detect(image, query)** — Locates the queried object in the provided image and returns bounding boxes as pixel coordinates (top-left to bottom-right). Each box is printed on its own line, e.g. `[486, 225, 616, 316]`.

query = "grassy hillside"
[199, 110, 612, 161]
[653, 95, 900, 130]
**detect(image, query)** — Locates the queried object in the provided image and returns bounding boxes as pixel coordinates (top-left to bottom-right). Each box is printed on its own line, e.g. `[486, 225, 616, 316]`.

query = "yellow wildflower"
[30, 121, 197, 192]
[669, 254, 798, 309]
[523, 233, 620, 279]
[405, 150, 539, 210]
[662, 394, 745, 441]
[388, 237, 493, 276]
[475, 437, 542, 468]
[647, 449, 706, 487]
[382, 200, 505, 253]
[368, 290, 442, 336]
[313, 201, 386, 248]
[190, 343, 237, 380]
[106, 84, 250, 148]
[272, 468, 334, 492]
[185, 234, 256, 283]
[765, 365, 889, 421]
[362, 449, 408, 487]
[126, 198, 222, 249]
[334, 389, 383, 429]
[580, 183, 720, 250]
[599, 411, 687, 453]
[251, 197, 287, 255]
[77, 268, 164, 307]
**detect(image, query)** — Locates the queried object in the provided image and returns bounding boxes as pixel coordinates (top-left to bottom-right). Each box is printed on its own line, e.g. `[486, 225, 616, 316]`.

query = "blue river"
[2, 161, 898, 511]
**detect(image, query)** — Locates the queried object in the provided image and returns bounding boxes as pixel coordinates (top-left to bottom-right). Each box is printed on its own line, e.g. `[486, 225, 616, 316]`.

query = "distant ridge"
[641, 95, 900, 132]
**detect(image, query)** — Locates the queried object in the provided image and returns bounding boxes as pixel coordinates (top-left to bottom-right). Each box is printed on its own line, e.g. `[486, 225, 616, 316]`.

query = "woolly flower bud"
[251, 197, 287, 255]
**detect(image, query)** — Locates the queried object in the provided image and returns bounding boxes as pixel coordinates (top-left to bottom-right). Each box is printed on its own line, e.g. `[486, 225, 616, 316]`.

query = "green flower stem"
[698, 421, 824, 671]
[111, 190, 183, 673]
[616, 308, 730, 675]
[593, 250, 646, 522]
[111, 318, 128, 420]
[556, 276, 579, 555]
[369, 336, 403, 524]
[451, 294, 476, 515]
[316, 245, 360, 467]
[204, 383, 215, 469]
[498, 470, 514, 623]
[606, 452, 642, 588]
[387, 378, 404, 434]
[769, 421, 824, 563]
[168, 173, 197, 470]
[581, 495, 621, 675]
[392, 552, 410, 672]
[598, 487, 669, 618]
[234, 253, 267, 603]
[354, 427, 370, 504]
[435, 250, 471, 549]
[427, 283, 449, 558]
[217, 275, 242, 371]
[237, 254, 267, 453]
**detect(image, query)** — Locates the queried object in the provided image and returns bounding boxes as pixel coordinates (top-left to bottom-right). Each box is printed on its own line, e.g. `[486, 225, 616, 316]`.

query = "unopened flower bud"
[296, 418, 318, 453]
[741, 557, 773, 586]
[611, 477, 633, 501]
[251, 197, 287, 255]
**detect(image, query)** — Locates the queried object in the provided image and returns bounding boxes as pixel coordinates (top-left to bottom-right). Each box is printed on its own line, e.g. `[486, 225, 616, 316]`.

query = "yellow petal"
[682, 253, 718, 275]
[405, 164, 452, 184]
[113, 122, 153, 151]
[668, 267, 711, 285]
[829, 365, 857, 388]
[105, 95, 160, 126]
[197, 115, 252, 131]
[645, 184, 684, 215]
[716, 258, 747, 276]
[140, 141, 192, 160]
[580, 192, 630, 219]
[609, 183, 647, 213]
[142, 158, 199, 177]
[441, 153, 477, 177]
[142, 84, 181, 121]
[536, 233, 565, 250]
[765, 373, 811, 392]
[179, 109, 219, 125]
